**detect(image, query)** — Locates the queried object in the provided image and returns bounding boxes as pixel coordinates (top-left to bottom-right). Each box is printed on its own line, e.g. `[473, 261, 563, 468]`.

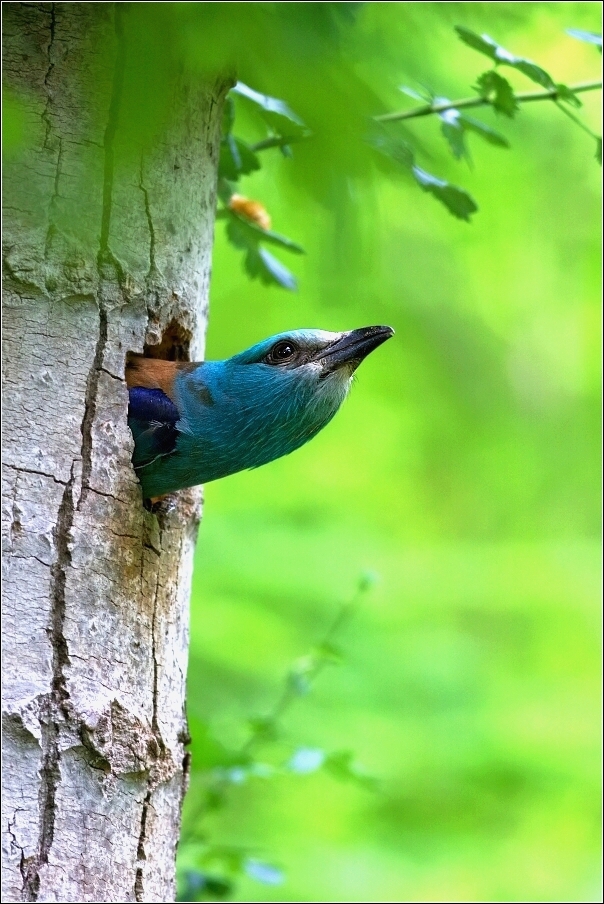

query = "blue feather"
[128, 387, 180, 469]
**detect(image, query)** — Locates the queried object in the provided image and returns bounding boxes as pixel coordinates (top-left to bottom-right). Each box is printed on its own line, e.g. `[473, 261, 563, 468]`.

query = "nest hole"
[141, 319, 192, 362]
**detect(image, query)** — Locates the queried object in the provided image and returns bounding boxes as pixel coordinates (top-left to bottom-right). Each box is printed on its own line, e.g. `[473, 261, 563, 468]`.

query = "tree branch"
[374, 79, 602, 124]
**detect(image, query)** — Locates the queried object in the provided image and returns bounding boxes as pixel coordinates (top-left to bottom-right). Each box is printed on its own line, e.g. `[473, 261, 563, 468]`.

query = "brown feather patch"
[126, 355, 180, 399]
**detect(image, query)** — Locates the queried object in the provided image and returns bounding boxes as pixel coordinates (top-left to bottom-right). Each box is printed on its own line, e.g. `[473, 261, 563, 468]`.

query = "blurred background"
[173, 3, 601, 901]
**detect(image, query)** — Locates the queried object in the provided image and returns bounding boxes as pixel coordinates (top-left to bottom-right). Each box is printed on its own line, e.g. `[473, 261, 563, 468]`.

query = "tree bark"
[2, 4, 228, 901]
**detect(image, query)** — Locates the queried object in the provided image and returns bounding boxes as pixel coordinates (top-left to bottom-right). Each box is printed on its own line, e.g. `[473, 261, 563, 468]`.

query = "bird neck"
[174, 361, 351, 473]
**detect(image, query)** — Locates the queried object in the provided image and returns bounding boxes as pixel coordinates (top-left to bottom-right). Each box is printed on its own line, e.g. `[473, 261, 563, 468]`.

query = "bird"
[126, 325, 394, 499]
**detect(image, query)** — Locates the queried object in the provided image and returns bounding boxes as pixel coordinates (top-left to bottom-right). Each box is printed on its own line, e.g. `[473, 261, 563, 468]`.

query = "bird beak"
[317, 325, 394, 374]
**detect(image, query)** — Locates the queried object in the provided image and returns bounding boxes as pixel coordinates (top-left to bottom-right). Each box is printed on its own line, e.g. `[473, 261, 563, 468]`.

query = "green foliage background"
[178, 3, 601, 902]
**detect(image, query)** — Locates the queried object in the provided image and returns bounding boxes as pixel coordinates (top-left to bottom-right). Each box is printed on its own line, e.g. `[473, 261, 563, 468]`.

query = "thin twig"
[374, 79, 602, 124]
[240, 580, 367, 756]
[179, 577, 373, 844]
[554, 99, 600, 139]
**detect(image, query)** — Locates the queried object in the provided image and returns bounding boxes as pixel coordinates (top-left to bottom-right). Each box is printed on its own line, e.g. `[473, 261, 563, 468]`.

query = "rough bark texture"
[2, 4, 227, 901]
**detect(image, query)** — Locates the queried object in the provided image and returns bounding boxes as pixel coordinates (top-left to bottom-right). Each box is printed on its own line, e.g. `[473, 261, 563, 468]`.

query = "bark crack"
[133, 521, 169, 901]
[8, 471, 22, 554]
[21, 460, 76, 900]
[134, 547, 164, 902]
[139, 155, 157, 278]
[7, 813, 27, 885]
[80, 3, 126, 508]
[41, 2, 56, 150]
[3, 462, 69, 485]
[78, 306, 108, 509]
[48, 464, 75, 708]
[134, 866, 144, 902]
[44, 137, 63, 259]
[134, 789, 151, 902]
[150, 566, 164, 747]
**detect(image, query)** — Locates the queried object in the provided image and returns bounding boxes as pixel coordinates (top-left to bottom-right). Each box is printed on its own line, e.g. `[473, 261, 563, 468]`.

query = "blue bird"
[126, 325, 394, 499]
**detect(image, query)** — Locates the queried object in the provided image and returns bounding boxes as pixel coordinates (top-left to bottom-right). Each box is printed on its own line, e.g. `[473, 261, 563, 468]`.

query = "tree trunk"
[2, 4, 227, 900]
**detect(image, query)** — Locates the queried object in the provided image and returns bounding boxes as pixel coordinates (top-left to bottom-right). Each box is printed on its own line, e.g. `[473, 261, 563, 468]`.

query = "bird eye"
[266, 340, 297, 365]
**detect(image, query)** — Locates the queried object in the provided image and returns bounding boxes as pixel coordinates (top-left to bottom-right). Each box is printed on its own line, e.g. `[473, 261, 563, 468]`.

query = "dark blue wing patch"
[128, 387, 180, 469]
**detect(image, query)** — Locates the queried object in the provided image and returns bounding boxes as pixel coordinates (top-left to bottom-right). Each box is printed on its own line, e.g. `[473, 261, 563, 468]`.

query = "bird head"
[176, 325, 394, 475]
[229, 325, 394, 379]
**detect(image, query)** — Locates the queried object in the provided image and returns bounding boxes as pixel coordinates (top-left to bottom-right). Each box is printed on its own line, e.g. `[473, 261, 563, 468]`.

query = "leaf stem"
[249, 136, 289, 152]
[375, 79, 602, 123]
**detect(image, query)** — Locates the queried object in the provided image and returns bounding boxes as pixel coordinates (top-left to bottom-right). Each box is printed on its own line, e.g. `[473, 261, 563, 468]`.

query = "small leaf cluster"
[178, 848, 283, 902]
[368, 125, 479, 222]
[372, 26, 602, 221]
[177, 575, 379, 901]
[217, 83, 309, 291]
[458, 26, 593, 121]
[216, 26, 600, 292]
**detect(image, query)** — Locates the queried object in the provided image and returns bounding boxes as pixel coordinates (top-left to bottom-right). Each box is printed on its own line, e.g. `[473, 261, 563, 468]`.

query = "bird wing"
[128, 386, 180, 469]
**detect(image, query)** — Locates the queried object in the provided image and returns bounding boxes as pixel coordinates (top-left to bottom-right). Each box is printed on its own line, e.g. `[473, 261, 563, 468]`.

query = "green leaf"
[596, 137, 602, 166]
[232, 81, 309, 141]
[225, 216, 252, 251]
[475, 71, 518, 117]
[458, 113, 510, 148]
[367, 130, 414, 169]
[225, 212, 302, 290]
[245, 247, 298, 291]
[439, 109, 469, 161]
[554, 84, 583, 108]
[455, 25, 500, 61]
[369, 128, 478, 220]
[437, 105, 509, 158]
[456, 26, 555, 89]
[566, 29, 602, 52]
[232, 81, 304, 123]
[399, 85, 432, 103]
[504, 58, 555, 90]
[219, 136, 261, 181]
[412, 166, 478, 221]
